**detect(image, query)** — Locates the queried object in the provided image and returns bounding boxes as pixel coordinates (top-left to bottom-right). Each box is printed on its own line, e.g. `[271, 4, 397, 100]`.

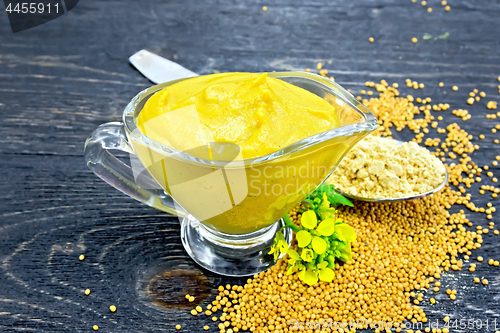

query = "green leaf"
[312, 236, 327, 255]
[316, 217, 335, 236]
[335, 224, 357, 243]
[301, 249, 315, 262]
[307, 184, 353, 207]
[296, 230, 312, 248]
[287, 249, 300, 261]
[300, 210, 318, 229]
[319, 267, 335, 282]
[298, 269, 319, 286]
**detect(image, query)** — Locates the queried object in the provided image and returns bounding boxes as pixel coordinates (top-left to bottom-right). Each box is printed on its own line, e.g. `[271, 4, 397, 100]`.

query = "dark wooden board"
[0, 0, 500, 332]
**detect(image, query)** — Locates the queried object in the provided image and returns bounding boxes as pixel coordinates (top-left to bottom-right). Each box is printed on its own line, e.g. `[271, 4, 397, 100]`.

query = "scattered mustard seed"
[412, 37, 418, 43]
[262, 6, 267, 11]
[85, 289, 90, 296]
[474, 277, 480, 283]
[369, 37, 374, 43]
[452, 85, 458, 91]
[445, 5, 451, 10]
[93, 325, 99, 331]
[427, 7, 432, 12]
[439, 82, 444, 87]
[176, 324, 181, 330]
[483, 279, 489, 285]
[110, 305, 116, 313]
[191, 309, 198, 316]
[79, 255, 85, 261]
[204, 326, 209, 331]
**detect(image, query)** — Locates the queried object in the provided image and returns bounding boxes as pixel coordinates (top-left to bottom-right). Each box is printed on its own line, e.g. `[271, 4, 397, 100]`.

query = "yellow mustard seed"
[478, 256, 484, 262]
[450, 294, 456, 300]
[196, 306, 203, 313]
[441, 0, 447, 5]
[439, 82, 444, 87]
[427, 7, 432, 12]
[474, 277, 480, 283]
[176, 324, 181, 330]
[191, 309, 198, 316]
[316, 63, 322, 70]
[110, 305, 116, 313]
[421, 0, 426, 5]
[189, 296, 195, 302]
[369, 37, 375, 43]
[204, 326, 209, 331]
[93, 325, 99, 331]
[85, 289, 90, 296]
[412, 37, 418, 43]
[262, 6, 267, 11]
[79, 255, 85, 261]
[444, 316, 450, 322]
[452, 85, 458, 91]
[445, 5, 451, 10]
[483, 279, 489, 285]
[430, 298, 436, 304]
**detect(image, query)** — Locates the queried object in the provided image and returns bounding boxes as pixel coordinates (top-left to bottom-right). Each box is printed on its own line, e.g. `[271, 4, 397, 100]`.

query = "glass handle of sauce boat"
[84, 122, 188, 218]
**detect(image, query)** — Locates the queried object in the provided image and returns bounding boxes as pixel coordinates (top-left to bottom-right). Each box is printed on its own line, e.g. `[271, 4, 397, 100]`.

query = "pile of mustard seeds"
[192, 79, 498, 333]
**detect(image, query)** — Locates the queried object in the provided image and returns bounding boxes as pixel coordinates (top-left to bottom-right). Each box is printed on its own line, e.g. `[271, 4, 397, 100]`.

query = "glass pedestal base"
[180, 215, 292, 277]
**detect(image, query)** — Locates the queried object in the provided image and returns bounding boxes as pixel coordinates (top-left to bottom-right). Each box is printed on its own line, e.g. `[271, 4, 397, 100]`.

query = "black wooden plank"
[0, 0, 499, 332]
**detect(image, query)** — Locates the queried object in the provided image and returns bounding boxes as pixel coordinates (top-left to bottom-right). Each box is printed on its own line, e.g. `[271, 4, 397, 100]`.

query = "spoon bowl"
[331, 138, 449, 203]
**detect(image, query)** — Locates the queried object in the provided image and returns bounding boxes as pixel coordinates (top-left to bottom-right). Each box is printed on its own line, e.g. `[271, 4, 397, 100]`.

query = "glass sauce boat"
[84, 72, 378, 276]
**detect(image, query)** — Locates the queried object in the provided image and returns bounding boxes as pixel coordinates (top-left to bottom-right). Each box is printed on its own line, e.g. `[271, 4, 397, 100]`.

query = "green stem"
[282, 215, 301, 233]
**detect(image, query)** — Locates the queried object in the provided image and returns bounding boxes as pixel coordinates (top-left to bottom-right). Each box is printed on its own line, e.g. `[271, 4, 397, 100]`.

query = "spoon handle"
[129, 49, 198, 84]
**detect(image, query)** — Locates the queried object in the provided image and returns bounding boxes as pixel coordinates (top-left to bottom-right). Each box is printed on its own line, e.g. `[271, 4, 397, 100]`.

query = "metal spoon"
[332, 138, 449, 203]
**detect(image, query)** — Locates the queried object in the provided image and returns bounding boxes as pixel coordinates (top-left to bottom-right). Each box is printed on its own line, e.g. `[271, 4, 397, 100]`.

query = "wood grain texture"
[0, 0, 500, 332]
